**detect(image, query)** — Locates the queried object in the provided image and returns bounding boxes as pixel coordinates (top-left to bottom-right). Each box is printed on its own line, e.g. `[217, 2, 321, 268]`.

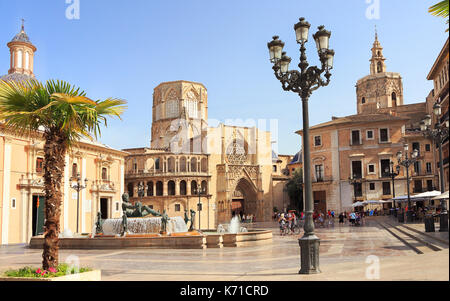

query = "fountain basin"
[29, 229, 272, 249]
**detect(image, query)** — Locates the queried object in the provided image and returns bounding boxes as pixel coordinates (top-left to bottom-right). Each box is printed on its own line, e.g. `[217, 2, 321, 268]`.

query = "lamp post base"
[439, 212, 448, 232]
[298, 235, 321, 274]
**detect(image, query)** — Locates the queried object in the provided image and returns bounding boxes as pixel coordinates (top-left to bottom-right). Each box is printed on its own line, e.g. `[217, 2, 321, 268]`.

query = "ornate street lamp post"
[420, 103, 449, 232]
[385, 161, 400, 216]
[397, 144, 419, 223]
[196, 181, 206, 230]
[71, 173, 88, 233]
[267, 17, 334, 274]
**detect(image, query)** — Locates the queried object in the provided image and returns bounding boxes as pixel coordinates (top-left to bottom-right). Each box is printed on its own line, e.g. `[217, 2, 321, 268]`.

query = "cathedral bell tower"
[369, 29, 386, 75]
[355, 29, 404, 114]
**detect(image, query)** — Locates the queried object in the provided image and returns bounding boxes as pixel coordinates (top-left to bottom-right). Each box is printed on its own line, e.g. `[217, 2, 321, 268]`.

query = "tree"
[0, 79, 126, 269]
[429, 0, 449, 32]
[285, 168, 304, 212]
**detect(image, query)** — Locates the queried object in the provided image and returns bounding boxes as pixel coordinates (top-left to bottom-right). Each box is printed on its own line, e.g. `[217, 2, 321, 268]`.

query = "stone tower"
[151, 81, 208, 153]
[6, 20, 37, 79]
[355, 30, 404, 114]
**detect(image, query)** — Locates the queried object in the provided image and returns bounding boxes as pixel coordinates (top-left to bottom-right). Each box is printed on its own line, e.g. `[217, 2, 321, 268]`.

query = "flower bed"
[1, 264, 100, 281]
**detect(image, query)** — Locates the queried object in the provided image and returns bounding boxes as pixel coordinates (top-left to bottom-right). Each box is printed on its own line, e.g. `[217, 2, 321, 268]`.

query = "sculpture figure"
[189, 209, 196, 231]
[160, 210, 170, 234]
[184, 209, 190, 225]
[121, 193, 162, 218]
[95, 212, 103, 234]
[121, 213, 128, 236]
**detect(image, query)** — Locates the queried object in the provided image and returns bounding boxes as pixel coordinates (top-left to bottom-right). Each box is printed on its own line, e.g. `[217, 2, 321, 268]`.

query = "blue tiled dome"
[11, 29, 31, 44]
[0, 73, 35, 83]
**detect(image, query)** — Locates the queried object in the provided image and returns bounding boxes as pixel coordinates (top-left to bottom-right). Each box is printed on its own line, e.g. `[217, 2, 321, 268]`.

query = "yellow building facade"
[0, 25, 127, 245]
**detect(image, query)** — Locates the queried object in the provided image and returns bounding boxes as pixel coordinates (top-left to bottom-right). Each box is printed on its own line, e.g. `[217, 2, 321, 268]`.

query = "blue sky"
[0, 0, 448, 155]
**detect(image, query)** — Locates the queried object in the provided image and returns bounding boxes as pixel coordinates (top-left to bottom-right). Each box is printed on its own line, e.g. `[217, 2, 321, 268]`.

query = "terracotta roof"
[296, 112, 409, 133]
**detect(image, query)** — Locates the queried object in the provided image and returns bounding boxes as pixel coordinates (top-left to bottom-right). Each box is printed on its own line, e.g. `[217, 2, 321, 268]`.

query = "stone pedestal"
[298, 235, 321, 274]
[439, 212, 448, 232]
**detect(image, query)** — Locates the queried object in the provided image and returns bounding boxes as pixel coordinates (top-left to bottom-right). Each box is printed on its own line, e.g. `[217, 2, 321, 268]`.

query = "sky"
[0, 0, 448, 155]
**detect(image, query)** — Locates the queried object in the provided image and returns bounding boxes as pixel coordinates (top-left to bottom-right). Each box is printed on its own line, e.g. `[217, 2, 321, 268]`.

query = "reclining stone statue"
[121, 193, 162, 218]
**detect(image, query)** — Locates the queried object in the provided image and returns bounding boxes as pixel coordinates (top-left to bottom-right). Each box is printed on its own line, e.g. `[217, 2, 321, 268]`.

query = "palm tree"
[0, 79, 126, 269]
[429, 0, 449, 32]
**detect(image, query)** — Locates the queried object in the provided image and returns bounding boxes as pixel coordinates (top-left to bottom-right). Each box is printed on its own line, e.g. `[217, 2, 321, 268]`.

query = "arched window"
[167, 157, 175, 172]
[168, 180, 175, 195]
[180, 157, 187, 172]
[201, 180, 208, 195]
[180, 180, 187, 195]
[191, 158, 197, 172]
[17, 50, 22, 68]
[127, 183, 134, 197]
[147, 181, 154, 196]
[191, 180, 198, 195]
[156, 181, 163, 196]
[391, 92, 397, 107]
[377, 61, 382, 73]
[201, 158, 207, 172]
[361, 97, 366, 104]
[155, 158, 160, 171]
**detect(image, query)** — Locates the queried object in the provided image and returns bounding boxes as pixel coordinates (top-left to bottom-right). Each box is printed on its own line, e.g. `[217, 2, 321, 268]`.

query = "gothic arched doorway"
[231, 178, 258, 219]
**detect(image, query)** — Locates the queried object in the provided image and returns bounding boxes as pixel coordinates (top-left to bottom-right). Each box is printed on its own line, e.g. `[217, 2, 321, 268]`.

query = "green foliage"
[3, 264, 91, 278]
[286, 168, 303, 204]
[429, 0, 449, 32]
[0, 79, 127, 146]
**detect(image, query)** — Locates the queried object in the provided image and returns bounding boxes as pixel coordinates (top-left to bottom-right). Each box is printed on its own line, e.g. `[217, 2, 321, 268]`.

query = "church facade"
[124, 80, 286, 229]
[0, 25, 127, 245]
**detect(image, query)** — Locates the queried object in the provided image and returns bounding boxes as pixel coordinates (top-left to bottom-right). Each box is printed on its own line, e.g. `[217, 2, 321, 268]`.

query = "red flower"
[36, 268, 42, 274]
[49, 267, 57, 273]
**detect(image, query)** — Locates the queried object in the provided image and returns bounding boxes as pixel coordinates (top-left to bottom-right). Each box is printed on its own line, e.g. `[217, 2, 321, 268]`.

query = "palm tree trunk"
[42, 129, 67, 270]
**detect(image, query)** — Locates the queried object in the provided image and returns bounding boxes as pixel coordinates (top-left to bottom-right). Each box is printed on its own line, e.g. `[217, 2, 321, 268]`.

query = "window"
[414, 180, 423, 193]
[11, 198, 16, 209]
[352, 161, 362, 179]
[425, 144, 431, 152]
[167, 157, 175, 172]
[369, 183, 375, 190]
[168, 181, 175, 196]
[180, 181, 187, 195]
[191, 180, 198, 195]
[127, 183, 134, 197]
[165, 100, 179, 118]
[368, 164, 375, 174]
[377, 61, 382, 73]
[412, 142, 420, 156]
[156, 181, 163, 196]
[191, 158, 197, 172]
[72, 163, 78, 178]
[201, 181, 208, 195]
[361, 97, 366, 104]
[155, 158, 160, 170]
[379, 128, 389, 142]
[427, 180, 433, 191]
[366, 130, 374, 140]
[36, 157, 44, 173]
[391, 92, 397, 107]
[102, 167, 108, 180]
[382, 182, 391, 195]
[354, 183, 363, 197]
[413, 161, 421, 174]
[315, 165, 324, 182]
[273, 165, 277, 172]
[426, 162, 432, 174]
[351, 130, 361, 145]
[380, 159, 390, 177]
[314, 136, 322, 146]
[175, 204, 181, 212]
[115, 202, 119, 211]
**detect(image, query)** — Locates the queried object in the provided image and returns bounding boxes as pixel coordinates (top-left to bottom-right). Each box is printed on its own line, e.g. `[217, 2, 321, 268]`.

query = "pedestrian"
[339, 212, 345, 224]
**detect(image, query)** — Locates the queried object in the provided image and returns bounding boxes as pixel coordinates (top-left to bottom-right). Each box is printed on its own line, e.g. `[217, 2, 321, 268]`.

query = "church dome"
[11, 29, 31, 44]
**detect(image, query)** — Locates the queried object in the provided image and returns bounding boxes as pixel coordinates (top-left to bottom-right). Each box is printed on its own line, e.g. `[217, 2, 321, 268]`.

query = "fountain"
[30, 193, 271, 249]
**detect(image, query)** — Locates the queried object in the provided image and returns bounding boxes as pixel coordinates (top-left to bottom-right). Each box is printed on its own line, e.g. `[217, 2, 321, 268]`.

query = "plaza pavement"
[0, 217, 448, 281]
